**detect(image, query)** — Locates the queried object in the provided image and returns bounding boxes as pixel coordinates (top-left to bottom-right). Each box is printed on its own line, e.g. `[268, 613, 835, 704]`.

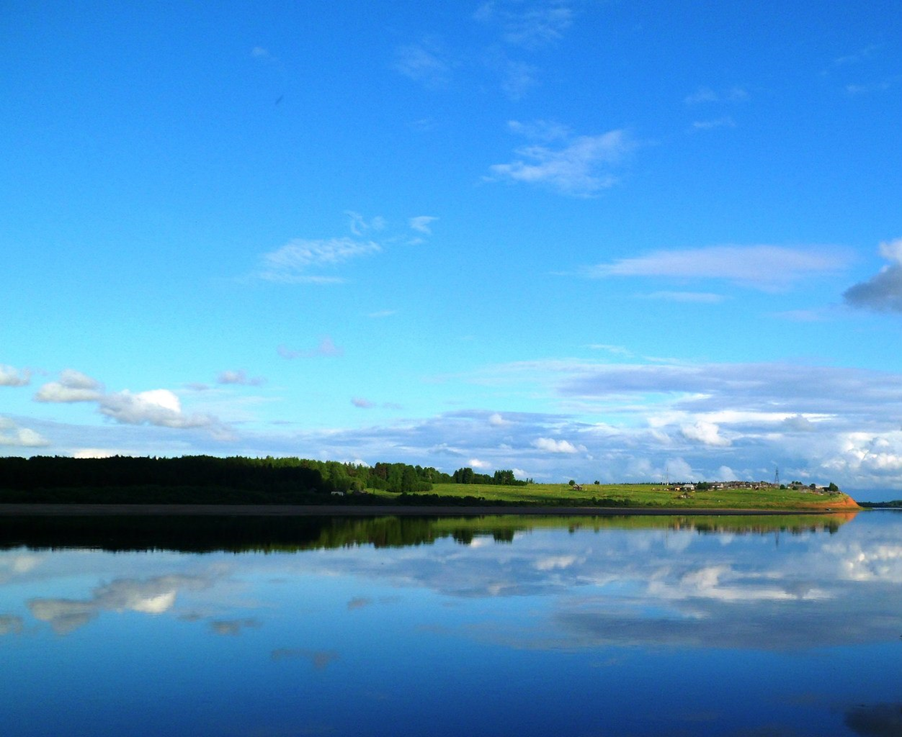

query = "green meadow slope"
[375, 482, 860, 511]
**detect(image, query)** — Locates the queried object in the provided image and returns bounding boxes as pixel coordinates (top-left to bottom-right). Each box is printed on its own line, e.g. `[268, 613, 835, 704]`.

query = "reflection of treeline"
[0, 515, 528, 553]
[0, 456, 529, 499]
[0, 513, 852, 554]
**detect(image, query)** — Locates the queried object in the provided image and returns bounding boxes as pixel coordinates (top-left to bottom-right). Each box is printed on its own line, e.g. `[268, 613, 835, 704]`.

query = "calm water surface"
[1, 512, 901, 736]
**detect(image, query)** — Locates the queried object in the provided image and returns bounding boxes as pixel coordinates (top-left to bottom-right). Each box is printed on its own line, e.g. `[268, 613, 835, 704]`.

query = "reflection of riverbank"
[0, 509, 857, 554]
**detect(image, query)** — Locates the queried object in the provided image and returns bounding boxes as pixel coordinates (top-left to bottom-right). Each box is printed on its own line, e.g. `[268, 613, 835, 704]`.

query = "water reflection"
[1, 511, 900, 737]
[0, 511, 856, 553]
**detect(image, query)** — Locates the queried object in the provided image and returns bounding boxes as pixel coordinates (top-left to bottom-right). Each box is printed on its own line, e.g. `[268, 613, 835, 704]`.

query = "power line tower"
[774, 466, 780, 487]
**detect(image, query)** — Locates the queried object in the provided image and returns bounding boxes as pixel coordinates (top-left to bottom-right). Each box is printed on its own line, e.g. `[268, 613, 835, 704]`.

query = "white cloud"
[99, 389, 214, 430]
[278, 337, 344, 359]
[469, 458, 491, 469]
[409, 216, 438, 235]
[680, 421, 731, 447]
[34, 369, 104, 403]
[488, 126, 632, 196]
[259, 238, 380, 284]
[216, 370, 266, 387]
[72, 448, 128, 459]
[716, 465, 738, 481]
[587, 245, 849, 290]
[488, 413, 510, 426]
[0, 364, 30, 387]
[533, 437, 582, 454]
[845, 239, 902, 313]
[0, 417, 49, 447]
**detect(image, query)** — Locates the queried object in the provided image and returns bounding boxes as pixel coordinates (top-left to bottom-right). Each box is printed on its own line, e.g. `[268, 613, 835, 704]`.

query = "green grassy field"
[373, 482, 858, 510]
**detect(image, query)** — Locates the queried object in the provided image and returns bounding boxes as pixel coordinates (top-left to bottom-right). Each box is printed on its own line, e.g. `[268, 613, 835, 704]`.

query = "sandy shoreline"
[0, 503, 845, 517]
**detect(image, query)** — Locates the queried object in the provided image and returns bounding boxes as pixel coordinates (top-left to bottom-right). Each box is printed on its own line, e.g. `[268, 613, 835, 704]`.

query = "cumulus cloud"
[259, 238, 381, 284]
[469, 458, 491, 469]
[0, 364, 30, 387]
[680, 421, 731, 447]
[488, 124, 632, 196]
[844, 238, 902, 313]
[0, 417, 49, 447]
[278, 337, 344, 359]
[587, 245, 849, 290]
[99, 390, 215, 429]
[533, 437, 582, 454]
[216, 370, 266, 387]
[35, 369, 104, 403]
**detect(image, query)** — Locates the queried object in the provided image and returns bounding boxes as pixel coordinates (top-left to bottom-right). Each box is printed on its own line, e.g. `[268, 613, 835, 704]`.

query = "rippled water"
[1, 511, 900, 736]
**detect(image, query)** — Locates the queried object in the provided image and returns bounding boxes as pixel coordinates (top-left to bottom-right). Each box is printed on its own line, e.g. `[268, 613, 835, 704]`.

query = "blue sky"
[2, 1, 901, 496]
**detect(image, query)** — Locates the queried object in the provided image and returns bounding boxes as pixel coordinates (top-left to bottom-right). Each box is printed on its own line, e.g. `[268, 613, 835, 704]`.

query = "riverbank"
[0, 503, 859, 517]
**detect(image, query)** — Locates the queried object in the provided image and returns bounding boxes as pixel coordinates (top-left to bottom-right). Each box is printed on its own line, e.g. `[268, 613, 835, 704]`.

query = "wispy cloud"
[642, 291, 726, 304]
[844, 238, 902, 313]
[352, 397, 375, 409]
[845, 78, 896, 95]
[409, 216, 438, 235]
[586, 245, 849, 290]
[216, 370, 267, 387]
[475, 1, 575, 49]
[488, 121, 633, 196]
[394, 41, 452, 88]
[259, 238, 381, 284]
[0, 364, 31, 387]
[278, 337, 344, 359]
[684, 86, 748, 105]
[251, 46, 277, 63]
[692, 116, 735, 131]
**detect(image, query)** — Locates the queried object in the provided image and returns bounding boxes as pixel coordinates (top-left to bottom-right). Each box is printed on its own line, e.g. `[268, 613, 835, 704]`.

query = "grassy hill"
[373, 482, 859, 511]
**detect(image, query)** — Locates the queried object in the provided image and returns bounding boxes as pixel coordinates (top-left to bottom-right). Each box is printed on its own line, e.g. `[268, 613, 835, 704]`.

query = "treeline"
[450, 467, 529, 486]
[0, 455, 436, 496]
[0, 456, 527, 498]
